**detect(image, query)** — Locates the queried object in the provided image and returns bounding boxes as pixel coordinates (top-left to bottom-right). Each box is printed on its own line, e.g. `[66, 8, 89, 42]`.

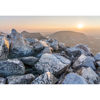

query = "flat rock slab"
[35, 53, 71, 75]
[32, 72, 58, 84]
[0, 77, 6, 84]
[0, 59, 25, 77]
[7, 74, 35, 84]
[62, 73, 87, 84]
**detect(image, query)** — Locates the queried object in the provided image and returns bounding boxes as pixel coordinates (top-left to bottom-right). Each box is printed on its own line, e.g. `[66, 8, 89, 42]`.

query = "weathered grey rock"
[46, 39, 59, 51]
[58, 42, 65, 50]
[7, 74, 35, 84]
[19, 56, 38, 66]
[33, 40, 48, 52]
[25, 38, 38, 45]
[8, 29, 34, 58]
[79, 67, 98, 84]
[0, 77, 6, 84]
[65, 47, 81, 58]
[0, 36, 9, 60]
[74, 44, 92, 56]
[35, 53, 71, 75]
[32, 72, 58, 84]
[0, 59, 25, 77]
[42, 47, 52, 54]
[36, 46, 53, 58]
[96, 61, 100, 67]
[72, 54, 96, 70]
[62, 73, 87, 84]
[94, 52, 100, 61]
[65, 44, 92, 58]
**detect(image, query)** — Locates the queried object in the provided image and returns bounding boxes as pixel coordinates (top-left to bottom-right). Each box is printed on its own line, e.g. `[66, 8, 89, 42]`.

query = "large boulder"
[35, 53, 71, 76]
[32, 72, 58, 84]
[65, 44, 92, 59]
[8, 29, 34, 58]
[19, 56, 38, 66]
[7, 74, 35, 84]
[72, 54, 96, 70]
[78, 67, 98, 84]
[0, 77, 6, 84]
[0, 36, 9, 60]
[62, 73, 87, 84]
[0, 59, 25, 77]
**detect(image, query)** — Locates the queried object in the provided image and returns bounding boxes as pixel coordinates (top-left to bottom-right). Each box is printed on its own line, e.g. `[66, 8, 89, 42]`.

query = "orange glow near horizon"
[0, 16, 100, 34]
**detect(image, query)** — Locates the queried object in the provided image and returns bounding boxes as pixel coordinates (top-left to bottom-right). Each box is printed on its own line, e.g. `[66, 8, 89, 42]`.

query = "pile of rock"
[0, 29, 100, 84]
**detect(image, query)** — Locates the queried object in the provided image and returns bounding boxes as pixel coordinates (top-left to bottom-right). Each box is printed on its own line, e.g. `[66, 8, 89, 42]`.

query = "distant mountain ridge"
[21, 31, 45, 40]
[49, 31, 88, 46]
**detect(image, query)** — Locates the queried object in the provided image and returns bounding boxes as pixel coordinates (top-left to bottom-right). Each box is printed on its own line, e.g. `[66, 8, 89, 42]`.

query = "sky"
[0, 16, 100, 34]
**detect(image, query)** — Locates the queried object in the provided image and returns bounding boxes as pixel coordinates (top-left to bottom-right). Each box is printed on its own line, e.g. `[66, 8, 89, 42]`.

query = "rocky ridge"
[0, 29, 100, 84]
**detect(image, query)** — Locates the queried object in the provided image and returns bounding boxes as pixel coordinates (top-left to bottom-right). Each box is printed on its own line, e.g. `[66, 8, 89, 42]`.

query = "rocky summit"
[0, 29, 100, 84]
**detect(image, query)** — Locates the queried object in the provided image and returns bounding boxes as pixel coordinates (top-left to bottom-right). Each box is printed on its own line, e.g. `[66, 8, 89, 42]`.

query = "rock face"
[0, 36, 9, 60]
[7, 74, 35, 84]
[72, 54, 96, 70]
[79, 67, 98, 84]
[62, 73, 87, 84]
[8, 29, 34, 58]
[19, 56, 38, 66]
[32, 72, 58, 84]
[35, 53, 71, 75]
[0, 59, 25, 77]
[0, 77, 6, 84]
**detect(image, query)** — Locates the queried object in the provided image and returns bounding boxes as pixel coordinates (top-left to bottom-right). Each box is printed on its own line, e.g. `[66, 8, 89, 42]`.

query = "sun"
[77, 24, 84, 29]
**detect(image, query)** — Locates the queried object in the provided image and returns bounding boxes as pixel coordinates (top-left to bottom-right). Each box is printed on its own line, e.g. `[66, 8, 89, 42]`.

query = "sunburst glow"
[77, 24, 84, 29]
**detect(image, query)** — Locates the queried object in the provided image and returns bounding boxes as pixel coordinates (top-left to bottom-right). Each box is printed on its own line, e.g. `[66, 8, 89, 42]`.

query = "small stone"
[62, 73, 87, 84]
[19, 56, 38, 66]
[32, 72, 58, 84]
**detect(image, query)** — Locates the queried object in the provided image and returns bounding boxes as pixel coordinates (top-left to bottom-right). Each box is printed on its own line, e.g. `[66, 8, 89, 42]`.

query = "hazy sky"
[0, 16, 100, 34]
